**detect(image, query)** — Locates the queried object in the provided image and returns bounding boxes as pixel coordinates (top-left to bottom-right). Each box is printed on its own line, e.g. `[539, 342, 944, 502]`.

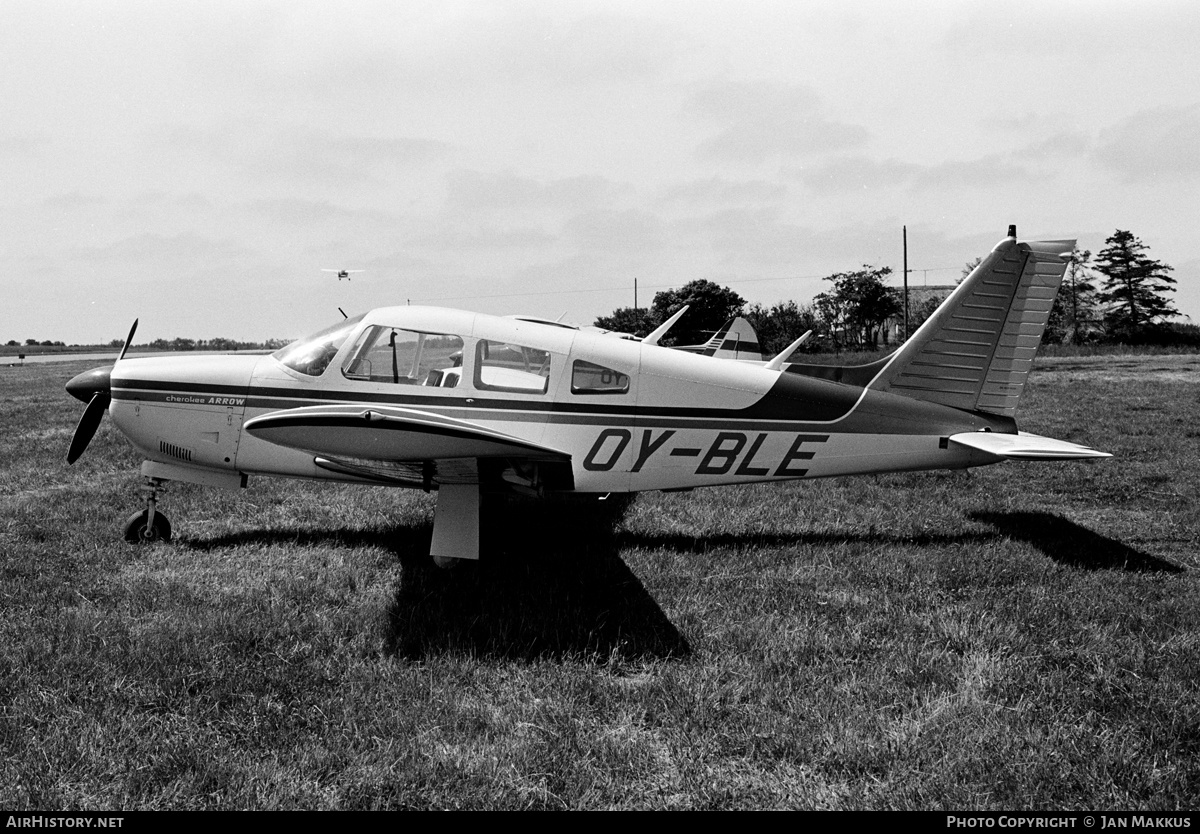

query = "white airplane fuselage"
[70, 233, 1110, 559]
[106, 306, 1005, 498]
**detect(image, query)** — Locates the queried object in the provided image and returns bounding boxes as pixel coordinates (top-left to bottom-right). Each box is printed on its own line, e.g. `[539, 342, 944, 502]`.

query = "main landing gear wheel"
[123, 509, 172, 544]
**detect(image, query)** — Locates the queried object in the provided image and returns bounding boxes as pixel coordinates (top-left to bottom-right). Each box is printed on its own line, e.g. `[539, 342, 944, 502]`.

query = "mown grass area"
[1, 356, 1197, 809]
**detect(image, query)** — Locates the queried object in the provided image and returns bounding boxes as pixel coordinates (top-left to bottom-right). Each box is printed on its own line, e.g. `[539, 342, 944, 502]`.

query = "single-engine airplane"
[67, 227, 1109, 566]
[323, 269, 364, 281]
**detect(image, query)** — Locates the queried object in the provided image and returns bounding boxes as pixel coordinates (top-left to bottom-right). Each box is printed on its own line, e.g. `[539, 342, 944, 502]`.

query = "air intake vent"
[159, 440, 193, 462]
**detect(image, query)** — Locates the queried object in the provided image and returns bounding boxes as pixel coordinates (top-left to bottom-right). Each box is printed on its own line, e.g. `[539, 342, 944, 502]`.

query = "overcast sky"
[4, 0, 1197, 345]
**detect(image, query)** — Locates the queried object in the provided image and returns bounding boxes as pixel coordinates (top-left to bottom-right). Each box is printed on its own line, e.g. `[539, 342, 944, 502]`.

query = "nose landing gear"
[123, 476, 172, 543]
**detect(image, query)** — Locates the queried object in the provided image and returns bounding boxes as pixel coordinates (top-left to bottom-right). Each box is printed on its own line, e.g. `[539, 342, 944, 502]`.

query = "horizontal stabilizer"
[948, 431, 1110, 461]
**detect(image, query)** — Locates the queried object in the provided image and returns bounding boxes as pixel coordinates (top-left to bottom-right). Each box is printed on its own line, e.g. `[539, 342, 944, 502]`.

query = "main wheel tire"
[123, 509, 172, 544]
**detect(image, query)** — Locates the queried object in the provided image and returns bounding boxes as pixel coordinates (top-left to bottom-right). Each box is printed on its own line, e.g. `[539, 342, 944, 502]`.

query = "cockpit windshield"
[273, 314, 366, 376]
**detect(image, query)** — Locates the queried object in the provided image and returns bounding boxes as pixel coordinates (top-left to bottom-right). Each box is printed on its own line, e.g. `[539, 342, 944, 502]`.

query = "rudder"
[868, 230, 1074, 418]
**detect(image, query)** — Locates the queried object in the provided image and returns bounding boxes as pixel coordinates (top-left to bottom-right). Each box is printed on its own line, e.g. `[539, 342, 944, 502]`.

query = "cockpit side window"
[273, 314, 365, 377]
[342, 326, 464, 386]
[474, 340, 551, 394]
[571, 360, 630, 395]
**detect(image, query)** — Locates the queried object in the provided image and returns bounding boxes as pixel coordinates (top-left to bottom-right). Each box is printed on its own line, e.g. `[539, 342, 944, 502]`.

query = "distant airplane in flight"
[322, 269, 364, 281]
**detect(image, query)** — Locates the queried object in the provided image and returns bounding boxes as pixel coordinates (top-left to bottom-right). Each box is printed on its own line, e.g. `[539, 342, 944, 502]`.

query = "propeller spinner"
[65, 319, 137, 464]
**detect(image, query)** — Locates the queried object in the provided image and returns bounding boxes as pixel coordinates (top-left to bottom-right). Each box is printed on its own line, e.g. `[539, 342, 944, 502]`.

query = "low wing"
[244, 404, 573, 561]
[948, 431, 1110, 461]
[243, 404, 570, 485]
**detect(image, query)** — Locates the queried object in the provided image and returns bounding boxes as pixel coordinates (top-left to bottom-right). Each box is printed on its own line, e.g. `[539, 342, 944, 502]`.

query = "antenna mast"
[903, 226, 909, 341]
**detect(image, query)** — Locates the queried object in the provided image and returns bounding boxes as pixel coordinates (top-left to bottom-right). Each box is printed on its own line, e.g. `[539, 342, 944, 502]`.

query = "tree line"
[2, 337, 287, 352]
[595, 229, 1189, 355]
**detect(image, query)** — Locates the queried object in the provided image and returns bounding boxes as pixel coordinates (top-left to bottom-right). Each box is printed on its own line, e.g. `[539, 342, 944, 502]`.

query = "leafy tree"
[650, 279, 745, 346]
[812, 289, 849, 352]
[1045, 247, 1100, 345]
[959, 257, 982, 285]
[1095, 230, 1177, 342]
[819, 266, 900, 349]
[593, 307, 656, 339]
[909, 293, 946, 334]
[744, 300, 819, 357]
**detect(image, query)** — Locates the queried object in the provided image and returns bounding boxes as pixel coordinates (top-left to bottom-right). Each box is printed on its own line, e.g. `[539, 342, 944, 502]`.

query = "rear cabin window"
[474, 340, 551, 394]
[342, 326, 464, 387]
[571, 360, 630, 395]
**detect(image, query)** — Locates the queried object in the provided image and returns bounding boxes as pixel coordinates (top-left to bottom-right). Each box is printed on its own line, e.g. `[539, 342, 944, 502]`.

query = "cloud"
[942, 3, 1200, 58]
[562, 208, 664, 253]
[910, 153, 1035, 191]
[1092, 104, 1200, 182]
[263, 4, 681, 99]
[789, 156, 922, 195]
[66, 231, 254, 269]
[786, 150, 1041, 195]
[0, 133, 50, 155]
[671, 207, 810, 267]
[415, 225, 557, 252]
[444, 170, 624, 212]
[244, 197, 397, 229]
[656, 176, 787, 206]
[165, 124, 451, 188]
[1018, 132, 1091, 160]
[687, 80, 870, 164]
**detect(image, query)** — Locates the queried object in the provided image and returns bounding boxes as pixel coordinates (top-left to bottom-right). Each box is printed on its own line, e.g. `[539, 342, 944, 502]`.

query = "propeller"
[65, 319, 137, 464]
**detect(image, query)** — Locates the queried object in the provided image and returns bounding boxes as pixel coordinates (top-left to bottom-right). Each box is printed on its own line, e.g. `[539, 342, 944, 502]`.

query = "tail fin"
[675, 316, 764, 361]
[708, 316, 763, 361]
[868, 232, 1073, 417]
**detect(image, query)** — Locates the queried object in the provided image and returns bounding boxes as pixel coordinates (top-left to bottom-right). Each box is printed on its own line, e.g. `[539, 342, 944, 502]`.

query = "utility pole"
[634, 277, 638, 310]
[903, 225, 909, 341]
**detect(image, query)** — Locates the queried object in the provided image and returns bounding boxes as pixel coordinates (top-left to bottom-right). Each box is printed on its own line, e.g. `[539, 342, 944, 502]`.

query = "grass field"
[1, 355, 1197, 810]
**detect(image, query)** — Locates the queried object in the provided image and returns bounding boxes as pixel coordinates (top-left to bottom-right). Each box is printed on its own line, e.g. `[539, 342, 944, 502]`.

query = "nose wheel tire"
[123, 509, 172, 544]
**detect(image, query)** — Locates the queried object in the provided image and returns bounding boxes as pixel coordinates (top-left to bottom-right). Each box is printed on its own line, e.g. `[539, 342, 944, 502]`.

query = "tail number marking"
[583, 429, 828, 476]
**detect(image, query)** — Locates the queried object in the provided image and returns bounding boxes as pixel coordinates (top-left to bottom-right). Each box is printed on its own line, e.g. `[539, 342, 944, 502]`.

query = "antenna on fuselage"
[764, 331, 813, 371]
[338, 307, 347, 319]
[642, 305, 689, 345]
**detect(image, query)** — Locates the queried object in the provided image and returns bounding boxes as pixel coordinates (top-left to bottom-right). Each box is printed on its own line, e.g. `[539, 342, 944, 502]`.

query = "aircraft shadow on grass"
[181, 505, 1177, 661]
[621, 512, 1182, 575]
[382, 499, 691, 662]
[970, 511, 1183, 573]
[186, 497, 690, 663]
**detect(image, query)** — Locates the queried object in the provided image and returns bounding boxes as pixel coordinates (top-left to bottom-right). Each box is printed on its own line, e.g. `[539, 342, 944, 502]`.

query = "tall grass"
[0, 358, 1196, 809]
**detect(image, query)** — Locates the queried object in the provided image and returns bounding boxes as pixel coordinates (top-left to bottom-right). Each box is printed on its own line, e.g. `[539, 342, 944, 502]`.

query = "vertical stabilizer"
[708, 316, 763, 361]
[868, 233, 1074, 417]
[676, 316, 764, 360]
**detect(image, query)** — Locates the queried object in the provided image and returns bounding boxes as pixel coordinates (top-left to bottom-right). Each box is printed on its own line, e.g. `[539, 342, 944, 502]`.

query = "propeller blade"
[117, 319, 138, 362]
[67, 391, 111, 464]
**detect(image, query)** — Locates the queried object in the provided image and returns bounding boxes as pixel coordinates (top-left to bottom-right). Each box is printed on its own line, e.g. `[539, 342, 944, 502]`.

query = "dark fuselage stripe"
[112, 371, 859, 424]
[113, 387, 834, 432]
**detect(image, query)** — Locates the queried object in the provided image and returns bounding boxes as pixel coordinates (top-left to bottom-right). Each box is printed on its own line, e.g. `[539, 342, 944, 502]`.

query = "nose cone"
[66, 366, 112, 403]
